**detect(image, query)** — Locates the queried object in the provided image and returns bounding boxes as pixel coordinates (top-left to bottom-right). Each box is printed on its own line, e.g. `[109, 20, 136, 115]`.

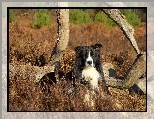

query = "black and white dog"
[73, 44, 107, 91]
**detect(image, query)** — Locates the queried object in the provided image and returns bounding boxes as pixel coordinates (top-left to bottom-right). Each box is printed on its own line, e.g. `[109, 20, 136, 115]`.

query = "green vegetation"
[69, 9, 141, 27]
[33, 9, 51, 29]
[122, 9, 141, 27]
[9, 10, 15, 23]
[94, 11, 116, 28]
[8, 9, 142, 28]
[69, 9, 92, 24]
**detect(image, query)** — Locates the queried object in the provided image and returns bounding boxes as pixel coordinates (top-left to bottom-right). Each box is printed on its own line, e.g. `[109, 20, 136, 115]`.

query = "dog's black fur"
[73, 44, 107, 90]
[39, 43, 108, 93]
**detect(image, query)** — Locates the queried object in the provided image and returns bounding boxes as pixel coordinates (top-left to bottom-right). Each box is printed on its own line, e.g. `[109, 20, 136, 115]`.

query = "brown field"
[9, 11, 146, 111]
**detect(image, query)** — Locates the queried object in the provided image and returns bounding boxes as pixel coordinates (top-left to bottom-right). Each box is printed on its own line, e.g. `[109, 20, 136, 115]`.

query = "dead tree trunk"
[104, 53, 146, 93]
[102, 9, 146, 93]
[9, 3, 70, 82]
[48, 3, 69, 66]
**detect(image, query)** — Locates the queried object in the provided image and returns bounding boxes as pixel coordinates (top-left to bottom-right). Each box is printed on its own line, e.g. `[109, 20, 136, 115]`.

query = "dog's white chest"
[82, 66, 101, 89]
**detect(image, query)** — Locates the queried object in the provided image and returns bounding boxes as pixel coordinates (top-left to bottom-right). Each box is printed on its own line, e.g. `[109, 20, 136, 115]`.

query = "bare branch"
[103, 9, 141, 55]
[9, 63, 55, 82]
[105, 53, 146, 93]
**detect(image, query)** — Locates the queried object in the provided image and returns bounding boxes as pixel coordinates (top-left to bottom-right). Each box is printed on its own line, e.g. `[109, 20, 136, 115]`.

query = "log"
[9, 63, 55, 82]
[104, 53, 146, 93]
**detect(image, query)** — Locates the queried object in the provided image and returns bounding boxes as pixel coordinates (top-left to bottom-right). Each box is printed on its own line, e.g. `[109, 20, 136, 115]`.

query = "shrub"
[69, 9, 92, 24]
[94, 11, 116, 28]
[33, 9, 51, 29]
[122, 9, 141, 27]
[9, 10, 15, 23]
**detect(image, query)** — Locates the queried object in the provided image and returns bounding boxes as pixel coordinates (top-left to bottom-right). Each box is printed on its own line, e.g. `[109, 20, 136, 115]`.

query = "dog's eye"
[85, 52, 88, 58]
[90, 51, 94, 56]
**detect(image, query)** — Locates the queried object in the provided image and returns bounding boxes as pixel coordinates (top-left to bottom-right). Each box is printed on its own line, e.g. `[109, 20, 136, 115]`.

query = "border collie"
[73, 43, 107, 91]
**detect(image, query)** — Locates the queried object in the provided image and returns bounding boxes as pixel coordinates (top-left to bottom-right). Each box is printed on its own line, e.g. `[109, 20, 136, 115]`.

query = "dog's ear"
[74, 46, 83, 53]
[74, 46, 80, 52]
[92, 44, 102, 49]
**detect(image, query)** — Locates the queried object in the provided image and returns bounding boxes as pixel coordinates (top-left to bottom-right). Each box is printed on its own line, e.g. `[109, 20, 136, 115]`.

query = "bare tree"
[100, 9, 146, 93]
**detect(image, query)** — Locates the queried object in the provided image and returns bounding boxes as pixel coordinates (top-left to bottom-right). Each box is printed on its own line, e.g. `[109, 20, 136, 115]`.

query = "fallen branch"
[104, 53, 146, 93]
[9, 63, 55, 82]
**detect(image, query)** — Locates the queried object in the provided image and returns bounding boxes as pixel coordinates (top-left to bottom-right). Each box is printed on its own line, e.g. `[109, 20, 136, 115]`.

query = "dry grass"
[8, 12, 146, 111]
[9, 72, 146, 111]
[9, 50, 146, 111]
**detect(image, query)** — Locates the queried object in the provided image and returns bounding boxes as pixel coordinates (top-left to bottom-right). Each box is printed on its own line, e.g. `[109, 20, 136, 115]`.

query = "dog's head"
[74, 44, 102, 68]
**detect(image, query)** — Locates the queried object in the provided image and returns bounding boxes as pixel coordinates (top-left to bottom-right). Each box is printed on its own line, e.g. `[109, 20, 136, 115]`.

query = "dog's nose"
[87, 61, 92, 65]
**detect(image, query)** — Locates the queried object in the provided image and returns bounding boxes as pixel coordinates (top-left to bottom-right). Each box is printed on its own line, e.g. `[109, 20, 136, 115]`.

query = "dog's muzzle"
[87, 60, 92, 65]
[85, 51, 94, 67]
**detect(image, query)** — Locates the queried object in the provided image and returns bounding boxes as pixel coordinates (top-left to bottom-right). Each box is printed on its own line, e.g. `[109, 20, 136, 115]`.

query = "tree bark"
[9, 63, 55, 82]
[104, 53, 146, 93]
[48, 3, 69, 66]
[101, 8, 146, 93]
